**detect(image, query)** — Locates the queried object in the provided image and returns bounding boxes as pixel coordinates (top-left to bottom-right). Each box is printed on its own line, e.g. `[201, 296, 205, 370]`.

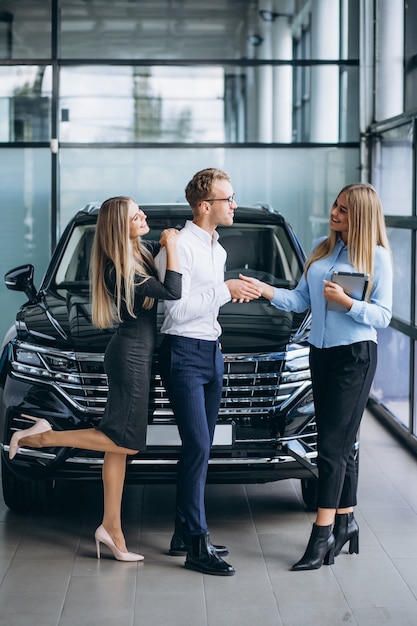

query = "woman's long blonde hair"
[304, 183, 390, 297]
[90, 196, 155, 329]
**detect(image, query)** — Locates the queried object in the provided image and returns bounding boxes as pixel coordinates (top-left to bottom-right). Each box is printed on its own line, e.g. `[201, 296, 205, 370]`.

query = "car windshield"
[217, 224, 302, 288]
[54, 221, 302, 289]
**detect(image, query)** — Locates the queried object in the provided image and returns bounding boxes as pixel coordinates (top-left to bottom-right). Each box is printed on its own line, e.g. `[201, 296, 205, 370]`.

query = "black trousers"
[310, 340, 377, 509]
[158, 335, 224, 535]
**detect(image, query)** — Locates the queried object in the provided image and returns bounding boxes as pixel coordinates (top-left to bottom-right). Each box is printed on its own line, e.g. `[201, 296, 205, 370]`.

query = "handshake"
[225, 273, 267, 304]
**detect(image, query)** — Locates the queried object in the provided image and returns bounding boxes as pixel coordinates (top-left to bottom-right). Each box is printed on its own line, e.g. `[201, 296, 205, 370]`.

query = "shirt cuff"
[346, 298, 365, 319]
[271, 288, 281, 308]
[219, 281, 232, 305]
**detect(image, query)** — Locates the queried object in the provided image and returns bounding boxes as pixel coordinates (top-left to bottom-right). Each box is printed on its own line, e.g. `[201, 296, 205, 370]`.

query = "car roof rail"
[253, 202, 279, 214]
[81, 202, 101, 214]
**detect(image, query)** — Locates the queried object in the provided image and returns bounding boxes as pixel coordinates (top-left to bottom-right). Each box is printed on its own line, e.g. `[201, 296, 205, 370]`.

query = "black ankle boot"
[185, 532, 235, 576]
[168, 518, 229, 556]
[291, 524, 335, 571]
[333, 512, 359, 556]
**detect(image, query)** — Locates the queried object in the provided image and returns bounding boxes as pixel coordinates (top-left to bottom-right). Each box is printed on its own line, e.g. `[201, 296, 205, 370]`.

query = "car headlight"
[281, 353, 311, 383]
[293, 389, 315, 415]
[12, 344, 81, 384]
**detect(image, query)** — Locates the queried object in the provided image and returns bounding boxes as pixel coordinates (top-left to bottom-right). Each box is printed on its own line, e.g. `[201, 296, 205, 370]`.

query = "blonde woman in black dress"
[9, 196, 182, 561]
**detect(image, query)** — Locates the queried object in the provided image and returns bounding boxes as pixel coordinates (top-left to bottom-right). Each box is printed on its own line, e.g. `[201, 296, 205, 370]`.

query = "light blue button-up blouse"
[270, 237, 393, 349]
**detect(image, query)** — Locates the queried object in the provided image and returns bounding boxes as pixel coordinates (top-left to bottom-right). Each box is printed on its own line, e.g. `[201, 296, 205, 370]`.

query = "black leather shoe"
[333, 512, 359, 556]
[291, 523, 335, 571]
[185, 532, 235, 576]
[168, 518, 229, 556]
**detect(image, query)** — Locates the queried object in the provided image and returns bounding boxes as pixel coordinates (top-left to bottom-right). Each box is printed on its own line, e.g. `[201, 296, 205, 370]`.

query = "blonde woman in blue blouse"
[241, 183, 393, 571]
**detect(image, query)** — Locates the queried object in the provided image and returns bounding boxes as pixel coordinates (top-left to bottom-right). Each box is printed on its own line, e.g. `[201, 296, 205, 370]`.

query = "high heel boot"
[333, 512, 359, 556]
[9, 416, 52, 460]
[291, 523, 335, 571]
[94, 525, 144, 562]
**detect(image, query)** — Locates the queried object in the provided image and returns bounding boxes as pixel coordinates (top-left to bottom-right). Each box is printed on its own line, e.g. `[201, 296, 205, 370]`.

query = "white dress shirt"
[154, 220, 231, 340]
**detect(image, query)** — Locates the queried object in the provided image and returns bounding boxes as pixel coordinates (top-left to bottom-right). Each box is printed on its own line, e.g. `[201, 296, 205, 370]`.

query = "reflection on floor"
[0, 410, 417, 626]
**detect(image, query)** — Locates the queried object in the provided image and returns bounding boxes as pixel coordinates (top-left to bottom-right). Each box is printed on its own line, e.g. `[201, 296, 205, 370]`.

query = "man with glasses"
[156, 168, 261, 576]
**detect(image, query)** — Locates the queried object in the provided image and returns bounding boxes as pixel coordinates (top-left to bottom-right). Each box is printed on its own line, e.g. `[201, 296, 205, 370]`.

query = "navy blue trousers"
[310, 340, 377, 509]
[158, 335, 224, 535]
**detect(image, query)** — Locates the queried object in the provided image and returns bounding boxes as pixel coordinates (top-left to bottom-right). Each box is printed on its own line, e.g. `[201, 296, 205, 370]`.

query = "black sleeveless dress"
[98, 242, 182, 450]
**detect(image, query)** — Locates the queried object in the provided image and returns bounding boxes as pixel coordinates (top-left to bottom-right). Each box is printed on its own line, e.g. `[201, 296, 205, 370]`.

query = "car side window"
[55, 226, 95, 286]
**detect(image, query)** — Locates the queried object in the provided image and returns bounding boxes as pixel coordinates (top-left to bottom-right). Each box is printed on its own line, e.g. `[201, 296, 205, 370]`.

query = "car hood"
[15, 290, 112, 351]
[15, 289, 300, 353]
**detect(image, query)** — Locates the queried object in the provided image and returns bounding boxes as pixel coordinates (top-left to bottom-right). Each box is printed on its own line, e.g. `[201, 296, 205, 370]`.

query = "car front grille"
[66, 351, 308, 420]
[12, 349, 308, 416]
[9, 342, 317, 457]
[11, 343, 313, 446]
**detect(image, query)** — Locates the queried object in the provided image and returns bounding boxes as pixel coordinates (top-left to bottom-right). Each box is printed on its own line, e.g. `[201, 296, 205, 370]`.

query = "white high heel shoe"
[94, 525, 144, 562]
[9, 416, 52, 460]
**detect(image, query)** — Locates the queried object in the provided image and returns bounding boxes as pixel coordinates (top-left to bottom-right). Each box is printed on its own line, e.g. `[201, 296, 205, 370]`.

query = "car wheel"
[301, 477, 318, 510]
[1, 456, 56, 513]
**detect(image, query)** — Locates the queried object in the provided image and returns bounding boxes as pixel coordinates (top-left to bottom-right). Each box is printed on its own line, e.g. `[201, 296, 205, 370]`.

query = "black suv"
[0, 202, 320, 513]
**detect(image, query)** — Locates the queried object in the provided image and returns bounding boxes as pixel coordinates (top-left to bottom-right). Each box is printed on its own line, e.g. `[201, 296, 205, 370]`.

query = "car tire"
[300, 477, 318, 510]
[1, 456, 56, 513]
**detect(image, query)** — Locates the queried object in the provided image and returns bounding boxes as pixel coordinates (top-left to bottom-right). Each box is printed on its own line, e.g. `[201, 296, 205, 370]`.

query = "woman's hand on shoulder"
[160, 229, 181, 273]
[159, 228, 180, 248]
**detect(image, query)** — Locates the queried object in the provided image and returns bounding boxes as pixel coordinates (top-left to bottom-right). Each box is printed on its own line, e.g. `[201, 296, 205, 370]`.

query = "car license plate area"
[146, 423, 233, 447]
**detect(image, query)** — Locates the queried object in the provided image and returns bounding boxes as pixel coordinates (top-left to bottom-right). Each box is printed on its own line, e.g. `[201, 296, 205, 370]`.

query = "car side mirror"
[4, 264, 38, 301]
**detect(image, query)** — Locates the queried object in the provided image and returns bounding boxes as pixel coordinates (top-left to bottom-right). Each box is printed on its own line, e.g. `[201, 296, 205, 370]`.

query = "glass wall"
[58, 63, 360, 145]
[371, 326, 411, 429]
[368, 0, 417, 451]
[405, 0, 417, 111]
[59, 146, 359, 244]
[57, 0, 360, 63]
[0, 148, 51, 342]
[372, 124, 413, 216]
[6, 0, 417, 456]
[59, 66, 230, 143]
[0, 1, 361, 147]
[0, 1, 51, 59]
[0, 0, 361, 345]
[0, 66, 52, 142]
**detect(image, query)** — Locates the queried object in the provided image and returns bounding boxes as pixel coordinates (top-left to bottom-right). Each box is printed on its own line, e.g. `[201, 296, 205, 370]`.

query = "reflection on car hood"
[16, 289, 112, 351]
[15, 289, 298, 353]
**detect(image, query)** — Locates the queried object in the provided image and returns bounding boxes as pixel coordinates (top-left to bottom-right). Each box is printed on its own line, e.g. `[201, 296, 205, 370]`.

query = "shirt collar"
[336, 236, 347, 250]
[184, 220, 219, 245]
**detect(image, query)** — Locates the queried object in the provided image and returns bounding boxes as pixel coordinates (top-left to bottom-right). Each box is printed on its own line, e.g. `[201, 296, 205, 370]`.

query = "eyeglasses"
[206, 194, 236, 206]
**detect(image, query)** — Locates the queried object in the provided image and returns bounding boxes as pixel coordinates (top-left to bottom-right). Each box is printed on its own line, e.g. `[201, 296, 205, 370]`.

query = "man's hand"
[225, 278, 262, 303]
[239, 274, 274, 301]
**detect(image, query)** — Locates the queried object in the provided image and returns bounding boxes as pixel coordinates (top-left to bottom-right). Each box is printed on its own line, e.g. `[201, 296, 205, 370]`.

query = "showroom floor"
[0, 410, 417, 626]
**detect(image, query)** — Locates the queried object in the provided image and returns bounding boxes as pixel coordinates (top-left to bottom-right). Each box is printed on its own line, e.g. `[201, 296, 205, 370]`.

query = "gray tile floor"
[1, 410, 417, 626]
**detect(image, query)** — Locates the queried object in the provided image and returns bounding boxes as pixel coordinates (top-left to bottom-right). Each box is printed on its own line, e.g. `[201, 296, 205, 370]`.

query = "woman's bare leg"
[315, 506, 354, 526]
[101, 451, 129, 552]
[20, 429, 138, 553]
[18, 428, 138, 455]
[315, 507, 336, 526]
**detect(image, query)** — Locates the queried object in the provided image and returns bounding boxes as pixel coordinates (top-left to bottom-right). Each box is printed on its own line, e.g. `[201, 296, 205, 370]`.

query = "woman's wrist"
[262, 283, 274, 300]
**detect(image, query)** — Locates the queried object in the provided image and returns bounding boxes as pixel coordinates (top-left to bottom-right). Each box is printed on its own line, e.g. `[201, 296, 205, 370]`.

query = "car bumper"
[1, 441, 318, 484]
